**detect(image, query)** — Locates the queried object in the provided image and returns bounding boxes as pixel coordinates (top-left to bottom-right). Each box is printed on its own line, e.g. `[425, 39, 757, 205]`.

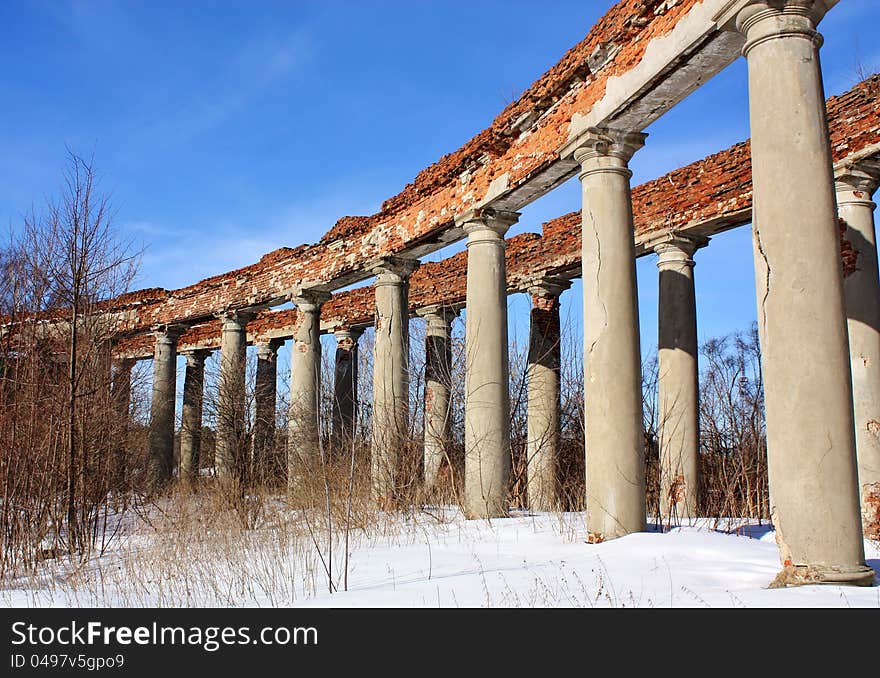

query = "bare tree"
[9, 149, 140, 556]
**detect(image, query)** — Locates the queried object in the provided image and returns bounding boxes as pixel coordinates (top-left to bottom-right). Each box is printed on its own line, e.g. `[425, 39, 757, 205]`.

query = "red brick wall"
[110, 0, 704, 332]
[111, 74, 880, 358]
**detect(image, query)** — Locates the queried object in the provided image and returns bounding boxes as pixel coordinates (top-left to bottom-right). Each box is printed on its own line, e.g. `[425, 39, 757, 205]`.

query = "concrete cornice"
[105, 71, 879, 361]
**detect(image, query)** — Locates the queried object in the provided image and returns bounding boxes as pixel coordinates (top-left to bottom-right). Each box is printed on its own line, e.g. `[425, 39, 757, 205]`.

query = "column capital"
[151, 323, 188, 344]
[645, 231, 709, 268]
[416, 304, 461, 322]
[368, 256, 421, 285]
[214, 308, 257, 331]
[717, 1, 828, 54]
[255, 339, 283, 360]
[835, 160, 880, 202]
[417, 304, 460, 337]
[290, 287, 331, 314]
[455, 208, 520, 239]
[564, 126, 646, 172]
[333, 326, 365, 348]
[527, 276, 571, 299]
[181, 348, 211, 367]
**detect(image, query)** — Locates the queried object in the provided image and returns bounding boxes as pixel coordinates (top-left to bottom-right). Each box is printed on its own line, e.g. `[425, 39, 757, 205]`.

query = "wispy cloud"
[120, 28, 315, 150]
[35, 0, 141, 54]
[37, 0, 315, 154]
[125, 220, 280, 290]
[121, 166, 391, 290]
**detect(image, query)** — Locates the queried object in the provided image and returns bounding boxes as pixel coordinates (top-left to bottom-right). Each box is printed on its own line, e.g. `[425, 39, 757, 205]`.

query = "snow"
[2, 511, 878, 608]
[294, 515, 880, 608]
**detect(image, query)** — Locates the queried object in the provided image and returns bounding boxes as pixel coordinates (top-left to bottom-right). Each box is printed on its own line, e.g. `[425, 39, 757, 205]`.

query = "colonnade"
[111, 0, 879, 587]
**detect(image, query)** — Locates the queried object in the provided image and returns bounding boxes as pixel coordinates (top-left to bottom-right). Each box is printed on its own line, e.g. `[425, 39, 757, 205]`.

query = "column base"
[769, 564, 876, 588]
[586, 529, 635, 544]
[463, 506, 510, 520]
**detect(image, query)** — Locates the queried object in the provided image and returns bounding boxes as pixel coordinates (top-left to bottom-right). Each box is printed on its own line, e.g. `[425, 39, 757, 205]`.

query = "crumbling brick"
[9, 30, 879, 363]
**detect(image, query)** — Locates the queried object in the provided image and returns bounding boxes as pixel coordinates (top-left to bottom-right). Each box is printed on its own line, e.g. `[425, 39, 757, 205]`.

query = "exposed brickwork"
[319, 217, 372, 245]
[376, 1, 692, 217]
[829, 75, 880, 160]
[98, 0, 709, 335]
[322, 76, 880, 344]
[110, 74, 880, 359]
[529, 293, 563, 369]
[839, 217, 860, 278]
[633, 140, 752, 238]
[633, 74, 880, 238]
[321, 286, 374, 330]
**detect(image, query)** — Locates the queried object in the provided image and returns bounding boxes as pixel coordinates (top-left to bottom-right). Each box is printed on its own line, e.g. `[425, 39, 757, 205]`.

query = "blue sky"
[3, 0, 880, 362]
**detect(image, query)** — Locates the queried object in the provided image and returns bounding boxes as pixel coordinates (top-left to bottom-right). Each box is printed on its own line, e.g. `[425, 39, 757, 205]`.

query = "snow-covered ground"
[3, 511, 878, 608]
[293, 514, 880, 608]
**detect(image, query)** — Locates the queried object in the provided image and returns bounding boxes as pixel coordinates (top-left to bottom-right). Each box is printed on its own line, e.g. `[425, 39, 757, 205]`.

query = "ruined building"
[15, 1, 880, 586]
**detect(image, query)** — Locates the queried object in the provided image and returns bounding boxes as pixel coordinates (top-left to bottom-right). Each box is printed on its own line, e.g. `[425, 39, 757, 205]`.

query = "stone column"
[110, 358, 135, 488]
[732, 0, 872, 585]
[111, 358, 134, 420]
[147, 325, 184, 490]
[750, 224, 774, 522]
[179, 349, 209, 482]
[332, 327, 363, 450]
[416, 305, 459, 492]
[836, 161, 880, 539]
[253, 339, 282, 481]
[652, 234, 707, 523]
[287, 290, 330, 495]
[215, 311, 251, 481]
[526, 278, 570, 512]
[370, 258, 419, 506]
[569, 127, 646, 541]
[458, 209, 520, 519]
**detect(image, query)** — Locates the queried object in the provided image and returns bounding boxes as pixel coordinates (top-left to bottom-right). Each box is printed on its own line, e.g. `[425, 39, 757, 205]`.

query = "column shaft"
[461, 210, 519, 519]
[371, 259, 418, 505]
[526, 281, 568, 512]
[111, 359, 133, 420]
[332, 328, 363, 450]
[751, 224, 775, 521]
[147, 327, 182, 490]
[253, 340, 281, 481]
[110, 358, 134, 488]
[215, 313, 249, 481]
[571, 128, 646, 541]
[288, 291, 329, 495]
[418, 306, 458, 492]
[737, 1, 872, 585]
[836, 163, 880, 538]
[654, 236, 704, 522]
[179, 350, 208, 482]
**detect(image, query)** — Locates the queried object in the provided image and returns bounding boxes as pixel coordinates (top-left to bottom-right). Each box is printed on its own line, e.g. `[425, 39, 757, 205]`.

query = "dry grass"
[0, 478, 459, 607]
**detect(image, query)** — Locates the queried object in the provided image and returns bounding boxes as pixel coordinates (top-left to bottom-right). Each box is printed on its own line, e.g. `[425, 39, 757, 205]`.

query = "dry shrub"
[0, 151, 140, 576]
